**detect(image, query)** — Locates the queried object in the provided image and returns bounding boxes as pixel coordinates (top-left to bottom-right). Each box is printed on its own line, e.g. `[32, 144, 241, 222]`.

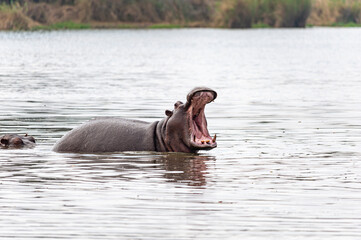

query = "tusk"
[212, 134, 217, 143]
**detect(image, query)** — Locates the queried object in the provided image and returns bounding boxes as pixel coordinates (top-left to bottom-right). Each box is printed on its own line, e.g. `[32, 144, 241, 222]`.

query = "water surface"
[1, 28, 361, 239]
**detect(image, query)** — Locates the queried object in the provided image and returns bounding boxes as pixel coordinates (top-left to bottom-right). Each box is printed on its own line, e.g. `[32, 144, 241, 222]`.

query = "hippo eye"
[12, 137, 24, 145]
[174, 101, 183, 109]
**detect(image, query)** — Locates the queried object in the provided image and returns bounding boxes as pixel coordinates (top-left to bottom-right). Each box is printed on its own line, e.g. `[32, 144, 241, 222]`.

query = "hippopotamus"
[53, 87, 217, 153]
[0, 134, 36, 149]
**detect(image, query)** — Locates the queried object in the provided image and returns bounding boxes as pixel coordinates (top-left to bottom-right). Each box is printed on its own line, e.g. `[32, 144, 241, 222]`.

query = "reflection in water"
[65, 152, 214, 187]
[159, 154, 213, 186]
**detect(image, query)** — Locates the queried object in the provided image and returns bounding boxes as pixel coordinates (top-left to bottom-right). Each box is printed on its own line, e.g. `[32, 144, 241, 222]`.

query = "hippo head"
[163, 87, 217, 153]
[0, 134, 36, 149]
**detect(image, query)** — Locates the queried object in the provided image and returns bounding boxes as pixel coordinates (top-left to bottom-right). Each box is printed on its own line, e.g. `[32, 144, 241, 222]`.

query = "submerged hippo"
[53, 87, 217, 153]
[0, 134, 36, 149]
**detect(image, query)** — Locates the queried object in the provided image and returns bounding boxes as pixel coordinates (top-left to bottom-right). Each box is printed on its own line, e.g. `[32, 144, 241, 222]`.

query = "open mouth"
[187, 89, 217, 150]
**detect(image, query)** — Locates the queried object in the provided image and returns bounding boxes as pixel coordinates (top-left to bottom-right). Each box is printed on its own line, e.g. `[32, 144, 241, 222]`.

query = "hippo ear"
[28, 136, 36, 143]
[1, 138, 9, 146]
[165, 110, 173, 117]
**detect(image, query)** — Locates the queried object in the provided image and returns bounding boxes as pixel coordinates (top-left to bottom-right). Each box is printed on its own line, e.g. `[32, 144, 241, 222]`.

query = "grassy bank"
[1, 0, 361, 30]
[308, 0, 361, 26]
[215, 0, 311, 28]
[31, 21, 90, 30]
[0, 3, 38, 30]
[30, 21, 183, 30]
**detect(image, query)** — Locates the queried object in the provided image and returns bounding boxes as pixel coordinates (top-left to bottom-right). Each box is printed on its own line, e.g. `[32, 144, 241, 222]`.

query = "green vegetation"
[218, 0, 311, 28]
[330, 22, 361, 27]
[31, 21, 90, 30]
[308, 0, 361, 26]
[0, 2, 35, 30]
[148, 24, 182, 29]
[1, 0, 361, 30]
[252, 23, 271, 29]
[0, 3, 14, 12]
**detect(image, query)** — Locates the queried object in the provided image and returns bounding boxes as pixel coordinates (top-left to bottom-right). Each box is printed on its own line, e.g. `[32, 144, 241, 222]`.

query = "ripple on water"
[1, 28, 361, 239]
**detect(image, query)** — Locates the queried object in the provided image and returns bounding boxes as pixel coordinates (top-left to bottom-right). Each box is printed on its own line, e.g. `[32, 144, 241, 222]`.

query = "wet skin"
[0, 134, 36, 149]
[53, 87, 217, 153]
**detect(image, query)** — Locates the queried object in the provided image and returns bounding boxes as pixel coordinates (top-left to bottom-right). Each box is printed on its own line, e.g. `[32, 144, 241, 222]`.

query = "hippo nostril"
[1, 138, 9, 146]
[194, 92, 202, 97]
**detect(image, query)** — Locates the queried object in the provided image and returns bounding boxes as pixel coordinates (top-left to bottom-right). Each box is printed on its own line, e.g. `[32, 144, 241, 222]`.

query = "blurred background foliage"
[0, 0, 361, 30]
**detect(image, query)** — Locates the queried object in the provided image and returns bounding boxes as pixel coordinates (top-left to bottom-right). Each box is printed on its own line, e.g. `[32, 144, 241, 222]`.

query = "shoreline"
[1, 0, 361, 31]
[25, 22, 361, 31]
[2, 20, 361, 32]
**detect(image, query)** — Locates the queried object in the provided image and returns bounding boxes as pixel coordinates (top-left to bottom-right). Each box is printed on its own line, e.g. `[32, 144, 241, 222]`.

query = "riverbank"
[1, 0, 361, 30]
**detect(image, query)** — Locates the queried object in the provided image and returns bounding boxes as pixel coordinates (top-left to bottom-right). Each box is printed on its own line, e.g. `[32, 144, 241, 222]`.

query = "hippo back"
[53, 118, 158, 153]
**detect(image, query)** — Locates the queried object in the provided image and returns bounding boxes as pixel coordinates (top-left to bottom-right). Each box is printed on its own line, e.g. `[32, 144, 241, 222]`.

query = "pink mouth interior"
[188, 91, 216, 146]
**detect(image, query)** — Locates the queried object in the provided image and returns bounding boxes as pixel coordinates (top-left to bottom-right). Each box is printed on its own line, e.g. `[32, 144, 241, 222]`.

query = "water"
[1, 28, 361, 239]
